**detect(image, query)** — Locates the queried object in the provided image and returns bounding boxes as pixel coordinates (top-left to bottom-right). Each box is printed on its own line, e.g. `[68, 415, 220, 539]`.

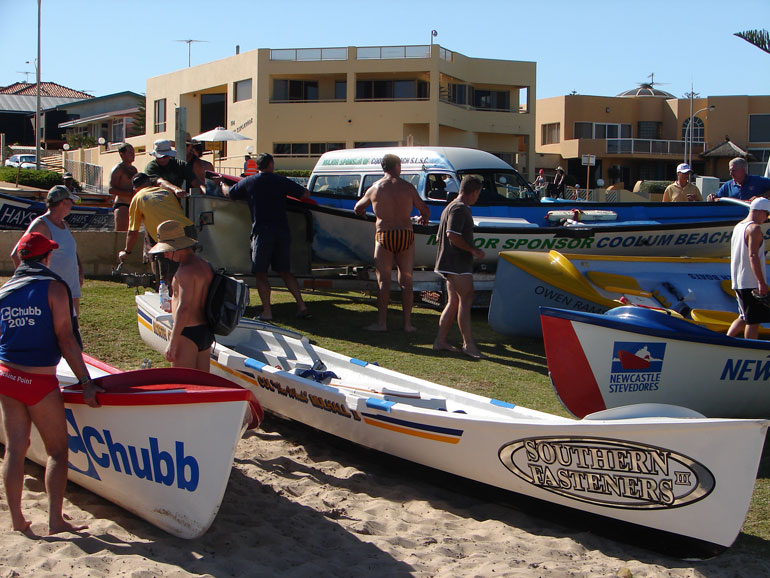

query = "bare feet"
[11, 518, 32, 534]
[404, 324, 417, 333]
[49, 517, 88, 535]
[364, 323, 387, 332]
[462, 346, 489, 360]
[433, 341, 460, 353]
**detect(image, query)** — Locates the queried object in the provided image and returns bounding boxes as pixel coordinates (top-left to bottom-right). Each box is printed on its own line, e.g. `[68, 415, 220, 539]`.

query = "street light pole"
[35, 0, 41, 170]
[687, 105, 716, 168]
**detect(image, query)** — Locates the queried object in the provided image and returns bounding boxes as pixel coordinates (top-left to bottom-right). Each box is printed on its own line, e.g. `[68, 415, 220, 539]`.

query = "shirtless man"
[354, 154, 430, 332]
[148, 220, 214, 371]
[109, 143, 138, 231]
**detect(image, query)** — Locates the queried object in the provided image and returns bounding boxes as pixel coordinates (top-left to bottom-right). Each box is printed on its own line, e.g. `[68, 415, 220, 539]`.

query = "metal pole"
[35, 0, 41, 170]
[688, 89, 694, 167]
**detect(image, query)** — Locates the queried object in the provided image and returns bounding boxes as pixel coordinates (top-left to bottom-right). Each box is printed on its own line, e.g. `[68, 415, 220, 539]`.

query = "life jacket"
[244, 159, 258, 176]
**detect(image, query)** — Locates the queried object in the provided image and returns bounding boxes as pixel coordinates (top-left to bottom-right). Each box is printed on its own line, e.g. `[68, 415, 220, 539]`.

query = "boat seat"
[586, 271, 652, 297]
[584, 403, 706, 420]
[690, 309, 770, 335]
[721, 279, 736, 298]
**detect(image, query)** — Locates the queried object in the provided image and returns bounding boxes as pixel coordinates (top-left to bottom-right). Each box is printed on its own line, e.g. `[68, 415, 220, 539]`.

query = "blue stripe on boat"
[361, 412, 464, 437]
[138, 308, 153, 324]
[244, 358, 266, 372]
[350, 358, 368, 367]
[365, 398, 395, 412]
[491, 399, 516, 409]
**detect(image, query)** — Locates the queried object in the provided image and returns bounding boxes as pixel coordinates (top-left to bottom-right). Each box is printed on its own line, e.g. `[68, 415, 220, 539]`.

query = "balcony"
[606, 139, 704, 156]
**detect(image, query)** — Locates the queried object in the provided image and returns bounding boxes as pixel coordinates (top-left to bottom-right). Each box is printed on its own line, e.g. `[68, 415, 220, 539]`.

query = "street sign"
[581, 154, 596, 166]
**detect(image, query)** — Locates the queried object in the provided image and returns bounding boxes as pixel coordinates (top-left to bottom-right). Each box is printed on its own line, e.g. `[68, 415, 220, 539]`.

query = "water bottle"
[159, 280, 171, 312]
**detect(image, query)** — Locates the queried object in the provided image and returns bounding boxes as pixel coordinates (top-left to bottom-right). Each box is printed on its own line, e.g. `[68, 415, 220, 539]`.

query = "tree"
[734, 29, 770, 54]
[128, 95, 146, 137]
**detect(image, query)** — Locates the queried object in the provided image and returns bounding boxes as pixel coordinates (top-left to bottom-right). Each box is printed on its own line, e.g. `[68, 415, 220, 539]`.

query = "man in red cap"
[0, 232, 102, 535]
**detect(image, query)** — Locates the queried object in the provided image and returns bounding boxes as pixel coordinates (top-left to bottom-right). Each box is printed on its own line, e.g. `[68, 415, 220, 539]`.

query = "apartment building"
[536, 86, 770, 188]
[144, 44, 536, 179]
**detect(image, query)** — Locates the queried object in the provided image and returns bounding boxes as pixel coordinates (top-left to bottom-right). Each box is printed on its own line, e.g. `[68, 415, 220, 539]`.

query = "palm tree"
[734, 29, 770, 54]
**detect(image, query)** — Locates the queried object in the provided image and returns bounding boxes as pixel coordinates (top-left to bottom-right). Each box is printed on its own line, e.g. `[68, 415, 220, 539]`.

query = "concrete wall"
[0, 230, 149, 276]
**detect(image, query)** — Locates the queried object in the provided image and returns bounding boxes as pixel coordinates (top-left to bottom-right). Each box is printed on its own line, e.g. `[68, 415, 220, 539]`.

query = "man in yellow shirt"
[663, 163, 702, 202]
[117, 173, 195, 287]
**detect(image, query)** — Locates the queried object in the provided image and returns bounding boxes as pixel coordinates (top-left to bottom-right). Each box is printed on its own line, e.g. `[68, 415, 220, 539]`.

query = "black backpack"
[205, 268, 250, 336]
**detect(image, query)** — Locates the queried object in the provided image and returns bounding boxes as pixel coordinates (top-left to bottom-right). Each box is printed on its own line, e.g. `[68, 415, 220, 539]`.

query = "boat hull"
[488, 251, 759, 337]
[136, 292, 767, 548]
[305, 203, 748, 268]
[541, 305, 770, 419]
[0, 355, 261, 538]
[0, 191, 112, 230]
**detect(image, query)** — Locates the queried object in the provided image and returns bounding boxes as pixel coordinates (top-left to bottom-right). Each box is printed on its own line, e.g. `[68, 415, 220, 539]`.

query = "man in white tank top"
[728, 196, 770, 339]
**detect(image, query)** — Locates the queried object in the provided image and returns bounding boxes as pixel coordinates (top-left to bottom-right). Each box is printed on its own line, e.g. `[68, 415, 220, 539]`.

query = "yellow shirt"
[663, 182, 702, 202]
[127, 186, 193, 240]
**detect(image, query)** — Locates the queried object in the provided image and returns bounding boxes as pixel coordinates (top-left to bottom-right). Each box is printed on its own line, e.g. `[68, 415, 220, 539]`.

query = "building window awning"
[58, 107, 137, 129]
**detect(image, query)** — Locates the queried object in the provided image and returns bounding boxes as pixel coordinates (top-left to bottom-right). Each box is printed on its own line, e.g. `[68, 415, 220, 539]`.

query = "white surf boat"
[0, 191, 112, 230]
[0, 354, 263, 539]
[541, 305, 770, 419]
[137, 292, 767, 548]
[488, 250, 766, 338]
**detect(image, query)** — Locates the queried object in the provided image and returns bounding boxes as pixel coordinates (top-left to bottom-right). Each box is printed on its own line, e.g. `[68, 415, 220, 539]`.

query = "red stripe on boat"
[62, 367, 264, 428]
[541, 315, 606, 418]
[83, 353, 120, 374]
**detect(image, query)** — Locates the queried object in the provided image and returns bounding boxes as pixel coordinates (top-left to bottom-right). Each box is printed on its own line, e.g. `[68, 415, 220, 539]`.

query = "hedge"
[0, 167, 66, 190]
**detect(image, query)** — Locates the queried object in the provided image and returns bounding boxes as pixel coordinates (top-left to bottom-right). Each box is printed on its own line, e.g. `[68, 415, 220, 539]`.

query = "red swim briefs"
[0, 364, 59, 406]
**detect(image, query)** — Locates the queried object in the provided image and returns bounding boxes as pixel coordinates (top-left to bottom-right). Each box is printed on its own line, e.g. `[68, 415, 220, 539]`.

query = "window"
[748, 148, 770, 175]
[355, 80, 429, 101]
[273, 142, 345, 157]
[681, 117, 705, 142]
[575, 122, 632, 139]
[334, 80, 347, 100]
[542, 123, 560, 145]
[749, 114, 770, 143]
[153, 98, 166, 133]
[272, 79, 319, 102]
[637, 121, 661, 140]
[574, 122, 592, 139]
[111, 119, 125, 143]
[234, 79, 252, 102]
[310, 175, 362, 197]
[472, 90, 510, 111]
[354, 141, 399, 148]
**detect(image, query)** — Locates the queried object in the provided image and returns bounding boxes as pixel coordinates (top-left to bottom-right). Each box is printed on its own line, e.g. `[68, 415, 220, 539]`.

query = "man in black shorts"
[433, 176, 487, 359]
[728, 196, 770, 339]
[223, 153, 309, 320]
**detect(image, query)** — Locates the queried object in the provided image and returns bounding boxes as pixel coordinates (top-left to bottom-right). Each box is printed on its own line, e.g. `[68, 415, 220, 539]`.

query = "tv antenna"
[17, 70, 34, 82]
[175, 39, 208, 67]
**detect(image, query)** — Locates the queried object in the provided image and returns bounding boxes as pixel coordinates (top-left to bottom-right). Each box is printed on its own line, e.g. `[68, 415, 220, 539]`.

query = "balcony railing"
[357, 45, 431, 59]
[270, 47, 348, 61]
[606, 139, 704, 156]
[438, 97, 519, 113]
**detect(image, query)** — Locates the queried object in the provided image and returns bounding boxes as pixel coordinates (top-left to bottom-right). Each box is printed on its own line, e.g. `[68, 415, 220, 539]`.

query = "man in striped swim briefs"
[354, 154, 430, 332]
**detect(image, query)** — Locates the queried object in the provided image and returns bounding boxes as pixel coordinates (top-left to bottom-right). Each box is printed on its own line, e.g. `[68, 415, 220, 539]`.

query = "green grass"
[76, 278, 770, 553]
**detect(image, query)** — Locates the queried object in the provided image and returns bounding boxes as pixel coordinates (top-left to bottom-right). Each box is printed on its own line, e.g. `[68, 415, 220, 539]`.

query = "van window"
[310, 175, 361, 197]
[361, 173, 421, 192]
[459, 170, 537, 202]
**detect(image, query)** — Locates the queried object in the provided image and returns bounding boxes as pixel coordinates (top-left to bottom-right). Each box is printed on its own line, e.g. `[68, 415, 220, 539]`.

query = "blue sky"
[1, 0, 768, 100]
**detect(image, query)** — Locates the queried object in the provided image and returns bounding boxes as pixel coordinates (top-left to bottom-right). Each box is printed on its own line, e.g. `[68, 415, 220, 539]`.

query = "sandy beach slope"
[1, 415, 769, 578]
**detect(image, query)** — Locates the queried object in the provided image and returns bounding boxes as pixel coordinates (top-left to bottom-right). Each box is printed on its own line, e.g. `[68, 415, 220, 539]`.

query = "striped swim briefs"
[375, 229, 415, 254]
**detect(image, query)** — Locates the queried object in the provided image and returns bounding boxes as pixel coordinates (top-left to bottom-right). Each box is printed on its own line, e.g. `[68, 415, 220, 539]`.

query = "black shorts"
[736, 288, 770, 325]
[251, 228, 291, 274]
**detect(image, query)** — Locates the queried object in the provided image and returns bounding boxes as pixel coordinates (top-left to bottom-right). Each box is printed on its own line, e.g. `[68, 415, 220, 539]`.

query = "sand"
[1, 416, 768, 578]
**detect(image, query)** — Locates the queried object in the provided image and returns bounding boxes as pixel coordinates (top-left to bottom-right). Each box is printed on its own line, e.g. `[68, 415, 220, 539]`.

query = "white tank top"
[32, 215, 81, 299]
[731, 220, 766, 290]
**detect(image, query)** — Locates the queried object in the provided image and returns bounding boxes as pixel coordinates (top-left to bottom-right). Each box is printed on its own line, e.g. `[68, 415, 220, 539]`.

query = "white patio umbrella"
[191, 126, 251, 142]
[191, 127, 251, 171]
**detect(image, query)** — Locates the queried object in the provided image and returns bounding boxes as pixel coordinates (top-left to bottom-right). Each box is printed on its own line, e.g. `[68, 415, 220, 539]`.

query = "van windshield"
[457, 170, 537, 202]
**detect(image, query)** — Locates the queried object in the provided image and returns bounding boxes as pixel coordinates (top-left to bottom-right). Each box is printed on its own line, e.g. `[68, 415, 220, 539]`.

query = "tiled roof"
[0, 82, 92, 99]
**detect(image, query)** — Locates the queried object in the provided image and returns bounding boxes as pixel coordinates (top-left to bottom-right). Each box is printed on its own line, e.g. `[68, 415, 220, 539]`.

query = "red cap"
[17, 232, 59, 259]
[538, 169, 544, 174]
